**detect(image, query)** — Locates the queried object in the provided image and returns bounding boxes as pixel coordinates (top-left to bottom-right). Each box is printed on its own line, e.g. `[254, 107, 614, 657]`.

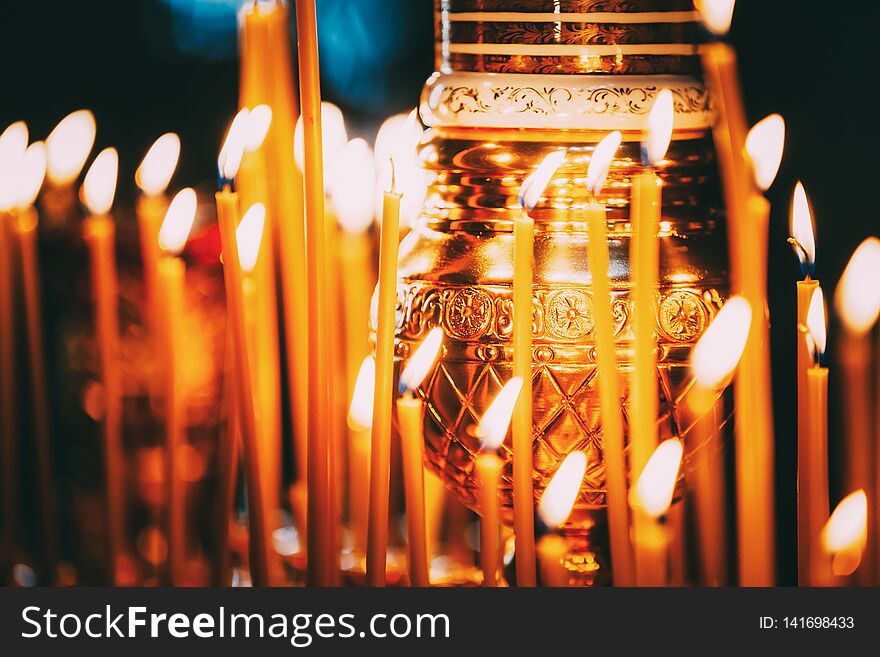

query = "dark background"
[1, 0, 876, 586]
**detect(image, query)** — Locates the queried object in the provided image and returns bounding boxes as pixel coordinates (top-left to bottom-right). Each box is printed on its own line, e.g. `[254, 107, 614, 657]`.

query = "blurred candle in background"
[834, 237, 880, 584]
[81, 147, 124, 585]
[43, 110, 96, 226]
[135, 132, 180, 332]
[537, 452, 587, 587]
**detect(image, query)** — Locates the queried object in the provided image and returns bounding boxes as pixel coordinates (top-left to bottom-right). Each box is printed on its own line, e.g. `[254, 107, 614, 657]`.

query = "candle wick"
[786, 237, 813, 278]
[389, 157, 397, 195]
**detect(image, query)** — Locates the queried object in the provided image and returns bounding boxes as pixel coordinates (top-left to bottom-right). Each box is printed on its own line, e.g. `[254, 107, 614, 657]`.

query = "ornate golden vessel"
[395, 0, 729, 584]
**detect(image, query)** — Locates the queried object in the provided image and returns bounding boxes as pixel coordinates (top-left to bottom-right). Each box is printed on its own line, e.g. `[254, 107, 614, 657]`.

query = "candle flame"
[158, 188, 198, 255]
[244, 104, 273, 153]
[46, 110, 96, 186]
[690, 295, 751, 391]
[835, 237, 880, 335]
[641, 89, 674, 167]
[81, 148, 119, 215]
[329, 138, 377, 234]
[0, 121, 28, 166]
[806, 286, 827, 360]
[519, 150, 566, 211]
[475, 377, 524, 450]
[538, 451, 587, 528]
[631, 439, 683, 519]
[15, 141, 48, 210]
[585, 131, 622, 198]
[218, 109, 250, 185]
[136, 133, 181, 196]
[789, 182, 816, 274]
[0, 123, 30, 211]
[294, 101, 348, 175]
[236, 203, 266, 273]
[348, 355, 376, 432]
[695, 0, 736, 37]
[745, 114, 785, 192]
[398, 328, 443, 395]
[821, 490, 867, 576]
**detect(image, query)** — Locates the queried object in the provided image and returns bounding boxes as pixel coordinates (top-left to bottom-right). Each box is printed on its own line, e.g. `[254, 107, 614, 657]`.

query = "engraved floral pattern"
[546, 290, 595, 339]
[658, 290, 708, 342]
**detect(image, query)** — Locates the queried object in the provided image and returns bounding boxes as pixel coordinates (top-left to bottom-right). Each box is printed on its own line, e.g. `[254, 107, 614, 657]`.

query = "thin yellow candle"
[731, 114, 785, 588]
[397, 328, 443, 587]
[237, 106, 285, 556]
[584, 130, 635, 587]
[805, 286, 830, 586]
[834, 238, 880, 585]
[821, 490, 868, 584]
[294, 0, 335, 586]
[688, 295, 752, 586]
[630, 89, 672, 476]
[215, 114, 273, 586]
[135, 133, 180, 332]
[11, 141, 58, 577]
[474, 377, 524, 587]
[42, 110, 96, 227]
[537, 452, 587, 587]
[155, 188, 197, 585]
[513, 150, 565, 587]
[0, 121, 28, 560]
[367, 166, 402, 587]
[239, 0, 309, 496]
[698, 0, 777, 585]
[789, 182, 818, 584]
[348, 355, 375, 558]
[630, 439, 683, 587]
[81, 147, 124, 585]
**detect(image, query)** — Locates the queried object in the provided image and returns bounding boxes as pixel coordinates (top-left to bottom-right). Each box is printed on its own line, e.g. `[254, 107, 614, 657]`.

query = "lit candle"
[215, 112, 273, 586]
[81, 147, 124, 585]
[0, 122, 29, 561]
[135, 132, 180, 331]
[630, 89, 672, 477]
[584, 130, 635, 587]
[728, 114, 785, 587]
[513, 150, 566, 587]
[834, 238, 880, 585]
[537, 452, 587, 587]
[155, 188, 197, 585]
[239, 0, 310, 506]
[629, 91, 673, 585]
[789, 181, 818, 585]
[7, 141, 58, 576]
[293, 0, 335, 586]
[373, 110, 426, 232]
[367, 163, 402, 587]
[630, 439, 684, 587]
[474, 377, 524, 587]
[397, 328, 443, 587]
[348, 355, 375, 558]
[238, 105, 284, 550]
[821, 490, 868, 584]
[42, 110, 96, 226]
[804, 286, 830, 586]
[688, 296, 752, 585]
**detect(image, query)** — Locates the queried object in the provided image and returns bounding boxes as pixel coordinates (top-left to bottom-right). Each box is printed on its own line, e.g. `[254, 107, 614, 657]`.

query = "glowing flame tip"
[745, 114, 785, 191]
[586, 131, 622, 198]
[81, 148, 119, 215]
[519, 150, 566, 211]
[399, 328, 443, 395]
[158, 188, 198, 255]
[835, 237, 880, 335]
[631, 439, 683, 519]
[538, 452, 587, 528]
[236, 203, 266, 273]
[690, 296, 752, 390]
[642, 89, 674, 167]
[475, 377, 524, 450]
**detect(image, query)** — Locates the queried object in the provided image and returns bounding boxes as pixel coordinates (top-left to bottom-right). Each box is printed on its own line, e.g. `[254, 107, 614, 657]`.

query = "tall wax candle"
[155, 188, 197, 586]
[584, 131, 635, 587]
[367, 172, 401, 587]
[834, 238, 880, 584]
[81, 148, 124, 585]
[294, 0, 335, 587]
[790, 181, 818, 585]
